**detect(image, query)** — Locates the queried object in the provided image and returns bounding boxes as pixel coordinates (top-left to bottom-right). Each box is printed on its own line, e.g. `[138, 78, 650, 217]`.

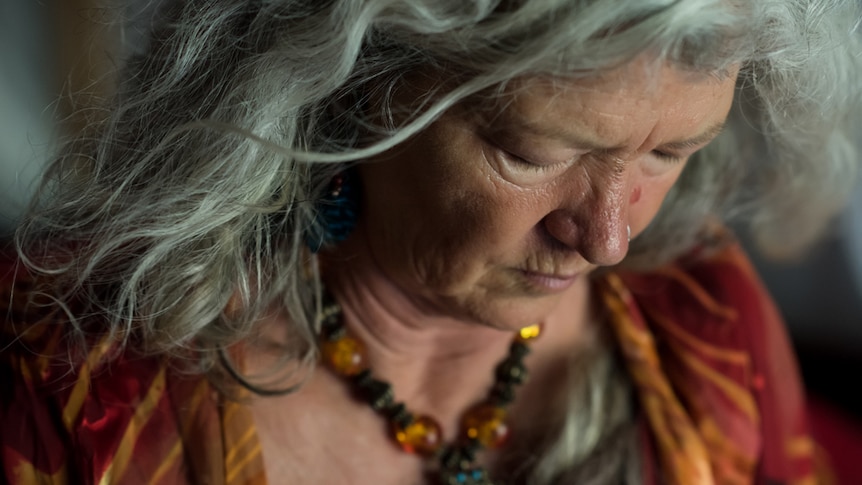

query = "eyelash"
[509, 149, 683, 167]
[500, 149, 551, 171]
[652, 151, 683, 163]
[497, 140, 683, 170]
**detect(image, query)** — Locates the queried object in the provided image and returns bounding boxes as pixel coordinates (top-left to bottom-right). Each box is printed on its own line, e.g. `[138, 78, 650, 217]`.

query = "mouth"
[517, 269, 580, 292]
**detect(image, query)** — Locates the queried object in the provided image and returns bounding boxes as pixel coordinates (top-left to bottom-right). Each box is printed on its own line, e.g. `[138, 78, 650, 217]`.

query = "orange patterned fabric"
[0, 258, 266, 485]
[602, 243, 818, 485]
[0, 243, 817, 484]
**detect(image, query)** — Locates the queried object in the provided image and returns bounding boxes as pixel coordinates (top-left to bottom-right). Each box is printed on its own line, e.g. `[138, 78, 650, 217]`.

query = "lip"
[518, 270, 580, 291]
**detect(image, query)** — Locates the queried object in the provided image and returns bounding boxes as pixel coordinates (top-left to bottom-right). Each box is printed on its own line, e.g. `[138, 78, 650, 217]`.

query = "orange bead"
[393, 415, 443, 456]
[517, 324, 541, 342]
[321, 336, 367, 376]
[461, 403, 509, 449]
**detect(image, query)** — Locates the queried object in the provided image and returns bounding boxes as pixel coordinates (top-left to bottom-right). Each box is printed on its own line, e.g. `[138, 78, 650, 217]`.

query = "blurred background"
[2, 0, 861, 418]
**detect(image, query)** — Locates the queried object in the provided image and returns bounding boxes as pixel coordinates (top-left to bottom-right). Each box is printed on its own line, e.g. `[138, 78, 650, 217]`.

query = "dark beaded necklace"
[317, 291, 539, 485]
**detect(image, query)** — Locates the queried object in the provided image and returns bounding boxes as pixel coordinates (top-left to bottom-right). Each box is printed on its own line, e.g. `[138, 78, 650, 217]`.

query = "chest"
[247, 368, 568, 485]
[250, 371, 433, 485]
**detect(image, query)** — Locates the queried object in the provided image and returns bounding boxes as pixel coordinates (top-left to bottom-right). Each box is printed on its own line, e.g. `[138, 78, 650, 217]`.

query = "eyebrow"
[657, 121, 727, 151]
[499, 117, 727, 153]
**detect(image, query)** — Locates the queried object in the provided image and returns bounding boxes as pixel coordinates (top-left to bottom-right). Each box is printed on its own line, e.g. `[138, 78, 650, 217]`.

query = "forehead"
[472, 58, 739, 151]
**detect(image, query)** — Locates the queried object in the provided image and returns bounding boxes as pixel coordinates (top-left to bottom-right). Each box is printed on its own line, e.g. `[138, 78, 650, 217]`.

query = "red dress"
[0, 243, 828, 484]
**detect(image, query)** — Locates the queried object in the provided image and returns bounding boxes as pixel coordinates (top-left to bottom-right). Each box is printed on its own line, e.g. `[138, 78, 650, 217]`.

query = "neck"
[318, 245, 595, 432]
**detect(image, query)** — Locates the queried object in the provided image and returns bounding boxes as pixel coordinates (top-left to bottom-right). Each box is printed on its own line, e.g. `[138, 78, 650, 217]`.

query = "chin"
[464, 274, 591, 332]
[456, 294, 564, 332]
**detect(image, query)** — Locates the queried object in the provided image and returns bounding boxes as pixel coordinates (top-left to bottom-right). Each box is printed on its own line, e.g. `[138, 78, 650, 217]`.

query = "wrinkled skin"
[352, 59, 738, 331]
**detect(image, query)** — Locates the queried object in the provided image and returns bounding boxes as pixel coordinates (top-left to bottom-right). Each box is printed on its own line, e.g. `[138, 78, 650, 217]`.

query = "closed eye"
[499, 150, 555, 173]
[502, 149, 536, 166]
[652, 150, 683, 163]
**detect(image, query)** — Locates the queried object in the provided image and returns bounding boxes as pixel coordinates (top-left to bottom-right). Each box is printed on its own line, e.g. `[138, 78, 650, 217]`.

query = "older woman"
[2, 1, 861, 484]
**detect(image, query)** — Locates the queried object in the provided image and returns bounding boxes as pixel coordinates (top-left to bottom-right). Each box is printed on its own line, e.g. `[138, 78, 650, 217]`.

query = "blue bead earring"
[305, 169, 360, 253]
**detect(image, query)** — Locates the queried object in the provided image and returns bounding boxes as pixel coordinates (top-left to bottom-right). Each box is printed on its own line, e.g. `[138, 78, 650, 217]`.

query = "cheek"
[426, 180, 545, 257]
[362, 145, 546, 290]
[629, 172, 682, 231]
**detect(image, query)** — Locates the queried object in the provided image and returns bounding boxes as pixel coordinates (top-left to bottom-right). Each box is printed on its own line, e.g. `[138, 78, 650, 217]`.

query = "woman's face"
[352, 59, 739, 329]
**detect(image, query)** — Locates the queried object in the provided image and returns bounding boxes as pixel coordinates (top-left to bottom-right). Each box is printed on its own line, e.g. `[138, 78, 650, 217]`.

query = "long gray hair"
[14, 0, 862, 482]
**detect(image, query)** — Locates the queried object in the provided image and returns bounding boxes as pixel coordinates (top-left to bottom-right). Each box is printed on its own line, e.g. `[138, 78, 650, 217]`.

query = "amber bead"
[393, 415, 443, 456]
[461, 403, 509, 449]
[321, 336, 367, 376]
[517, 324, 542, 342]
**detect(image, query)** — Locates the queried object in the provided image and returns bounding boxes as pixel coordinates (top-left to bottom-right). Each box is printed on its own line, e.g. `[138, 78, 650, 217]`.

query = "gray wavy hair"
[14, 0, 862, 482]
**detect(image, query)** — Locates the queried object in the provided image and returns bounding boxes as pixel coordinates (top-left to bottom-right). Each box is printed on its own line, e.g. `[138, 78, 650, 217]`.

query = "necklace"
[317, 291, 540, 485]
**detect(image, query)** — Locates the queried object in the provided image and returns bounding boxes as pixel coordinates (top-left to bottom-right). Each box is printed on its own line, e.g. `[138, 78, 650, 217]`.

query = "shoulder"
[606, 241, 817, 483]
[619, 242, 804, 407]
[604, 241, 790, 385]
[0, 252, 211, 484]
[619, 241, 776, 334]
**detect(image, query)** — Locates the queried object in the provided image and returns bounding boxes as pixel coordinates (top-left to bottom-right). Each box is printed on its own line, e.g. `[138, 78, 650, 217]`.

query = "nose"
[542, 162, 632, 266]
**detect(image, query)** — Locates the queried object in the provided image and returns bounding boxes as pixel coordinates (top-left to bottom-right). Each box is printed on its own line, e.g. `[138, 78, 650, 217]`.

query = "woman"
[2, 1, 861, 484]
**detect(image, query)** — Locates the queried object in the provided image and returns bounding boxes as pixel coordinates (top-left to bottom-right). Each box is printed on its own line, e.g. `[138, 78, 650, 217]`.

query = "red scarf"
[0, 244, 822, 484]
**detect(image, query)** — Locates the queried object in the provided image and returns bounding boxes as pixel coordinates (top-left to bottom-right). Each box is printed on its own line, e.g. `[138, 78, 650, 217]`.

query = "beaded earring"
[305, 169, 361, 253]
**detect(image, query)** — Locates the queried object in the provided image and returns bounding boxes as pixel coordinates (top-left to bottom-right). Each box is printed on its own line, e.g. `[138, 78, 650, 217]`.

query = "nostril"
[539, 221, 578, 254]
[541, 210, 631, 266]
[542, 210, 580, 250]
